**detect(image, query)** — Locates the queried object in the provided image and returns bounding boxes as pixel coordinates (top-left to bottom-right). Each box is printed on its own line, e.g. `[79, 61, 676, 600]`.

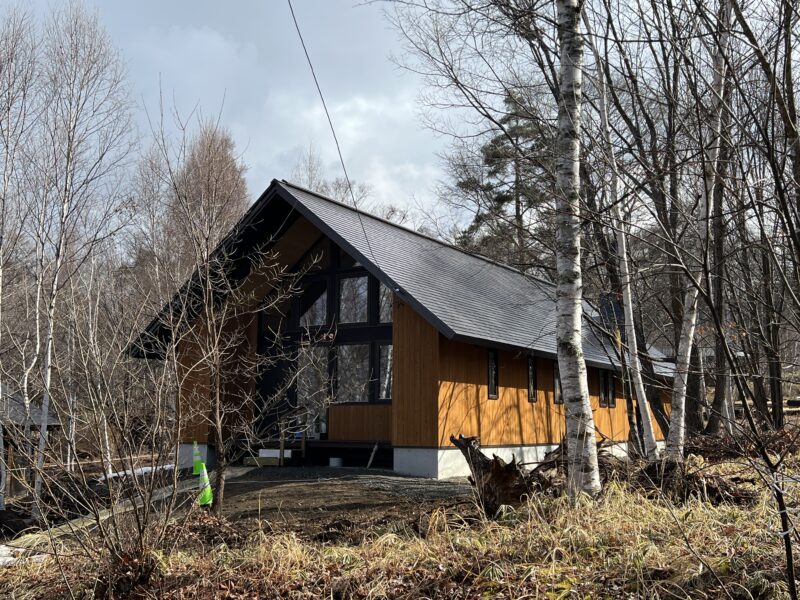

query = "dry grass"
[1, 465, 797, 599]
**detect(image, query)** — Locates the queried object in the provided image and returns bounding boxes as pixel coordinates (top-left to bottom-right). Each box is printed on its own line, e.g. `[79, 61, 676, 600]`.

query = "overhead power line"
[286, 0, 379, 269]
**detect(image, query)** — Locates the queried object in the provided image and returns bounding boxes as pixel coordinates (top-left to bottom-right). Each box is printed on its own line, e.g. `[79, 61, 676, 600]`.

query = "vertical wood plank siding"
[328, 404, 392, 442]
[391, 300, 440, 447]
[436, 340, 667, 448]
[177, 311, 259, 445]
[177, 325, 211, 444]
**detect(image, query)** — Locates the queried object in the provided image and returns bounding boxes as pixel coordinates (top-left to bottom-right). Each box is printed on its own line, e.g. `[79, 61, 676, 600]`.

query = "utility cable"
[286, 0, 379, 269]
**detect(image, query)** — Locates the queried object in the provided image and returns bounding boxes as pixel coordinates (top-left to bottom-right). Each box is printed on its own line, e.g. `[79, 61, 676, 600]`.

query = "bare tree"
[0, 6, 37, 510]
[20, 1, 133, 510]
[665, 0, 731, 459]
[582, 10, 658, 458]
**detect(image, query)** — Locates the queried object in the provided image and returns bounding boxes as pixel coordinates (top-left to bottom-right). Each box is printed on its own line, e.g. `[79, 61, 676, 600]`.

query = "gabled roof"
[0, 387, 59, 428]
[133, 179, 673, 375]
[278, 181, 618, 367]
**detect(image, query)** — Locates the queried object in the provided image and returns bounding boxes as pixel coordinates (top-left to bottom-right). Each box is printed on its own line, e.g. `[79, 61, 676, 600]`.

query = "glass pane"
[379, 283, 393, 323]
[607, 373, 616, 408]
[299, 280, 327, 328]
[379, 344, 393, 401]
[488, 349, 498, 398]
[296, 345, 330, 407]
[554, 363, 563, 404]
[339, 276, 368, 323]
[528, 356, 537, 402]
[336, 344, 371, 403]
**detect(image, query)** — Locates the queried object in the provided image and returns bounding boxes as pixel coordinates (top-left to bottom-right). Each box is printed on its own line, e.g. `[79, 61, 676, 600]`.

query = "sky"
[30, 0, 447, 211]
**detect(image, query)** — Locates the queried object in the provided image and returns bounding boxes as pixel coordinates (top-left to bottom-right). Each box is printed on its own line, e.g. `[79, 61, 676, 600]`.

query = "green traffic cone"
[197, 462, 213, 507]
[192, 441, 202, 475]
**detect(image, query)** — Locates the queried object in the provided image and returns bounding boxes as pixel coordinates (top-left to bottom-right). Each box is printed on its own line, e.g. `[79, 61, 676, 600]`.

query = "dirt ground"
[216, 466, 477, 544]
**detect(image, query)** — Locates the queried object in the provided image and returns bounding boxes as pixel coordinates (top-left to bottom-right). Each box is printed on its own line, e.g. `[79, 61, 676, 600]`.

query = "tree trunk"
[0, 424, 5, 511]
[214, 458, 226, 517]
[761, 229, 784, 429]
[706, 77, 733, 436]
[667, 0, 731, 459]
[686, 346, 707, 436]
[666, 289, 700, 459]
[583, 11, 658, 458]
[554, 0, 600, 497]
[101, 416, 113, 476]
[634, 314, 670, 437]
[33, 302, 57, 505]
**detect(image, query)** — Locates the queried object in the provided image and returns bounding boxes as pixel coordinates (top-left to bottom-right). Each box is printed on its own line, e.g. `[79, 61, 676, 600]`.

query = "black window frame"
[376, 342, 393, 402]
[488, 348, 499, 399]
[337, 273, 370, 325]
[527, 355, 538, 403]
[600, 370, 616, 408]
[280, 243, 394, 405]
[553, 362, 563, 405]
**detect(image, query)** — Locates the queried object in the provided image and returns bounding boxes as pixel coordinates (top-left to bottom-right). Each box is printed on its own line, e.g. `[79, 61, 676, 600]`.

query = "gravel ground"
[224, 465, 472, 499]
[217, 466, 477, 541]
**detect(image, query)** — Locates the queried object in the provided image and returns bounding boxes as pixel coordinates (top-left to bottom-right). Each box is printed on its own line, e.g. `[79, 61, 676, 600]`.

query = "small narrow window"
[553, 362, 563, 405]
[488, 349, 499, 399]
[600, 371, 616, 408]
[527, 355, 537, 403]
[608, 374, 616, 408]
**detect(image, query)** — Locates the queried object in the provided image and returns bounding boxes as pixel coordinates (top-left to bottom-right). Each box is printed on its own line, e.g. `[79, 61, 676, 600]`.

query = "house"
[0, 388, 60, 496]
[132, 180, 672, 478]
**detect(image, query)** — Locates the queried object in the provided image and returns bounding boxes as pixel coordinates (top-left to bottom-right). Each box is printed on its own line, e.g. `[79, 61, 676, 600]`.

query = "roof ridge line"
[279, 179, 555, 288]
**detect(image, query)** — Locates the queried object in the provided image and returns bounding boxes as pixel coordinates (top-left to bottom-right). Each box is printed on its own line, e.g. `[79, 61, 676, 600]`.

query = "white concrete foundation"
[177, 442, 212, 469]
[394, 444, 560, 479]
[394, 441, 657, 479]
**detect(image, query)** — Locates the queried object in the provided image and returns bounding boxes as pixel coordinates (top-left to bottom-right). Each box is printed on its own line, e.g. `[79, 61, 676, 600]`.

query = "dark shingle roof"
[277, 181, 664, 371]
[133, 178, 673, 376]
[0, 389, 59, 428]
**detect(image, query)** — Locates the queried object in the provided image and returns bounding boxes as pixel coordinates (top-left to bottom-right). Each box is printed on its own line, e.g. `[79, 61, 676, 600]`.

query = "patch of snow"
[94, 463, 175, 483]
[0, 544, 44, 567]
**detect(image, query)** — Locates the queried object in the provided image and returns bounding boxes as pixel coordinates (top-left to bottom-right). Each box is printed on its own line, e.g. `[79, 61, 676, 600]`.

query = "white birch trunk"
[666, 0, 732, 459]
[0, 424, 5, 511]
[33, 294, 58, 503]
[666, 288, 700, 458]
[101, 416, 113, 477]
[583, 13, 659, 459]
[555, 0, 601, 497]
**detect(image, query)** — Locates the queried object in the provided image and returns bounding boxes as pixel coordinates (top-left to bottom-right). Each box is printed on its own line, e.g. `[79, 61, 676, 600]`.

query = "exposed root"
[451, 434, 760, 517]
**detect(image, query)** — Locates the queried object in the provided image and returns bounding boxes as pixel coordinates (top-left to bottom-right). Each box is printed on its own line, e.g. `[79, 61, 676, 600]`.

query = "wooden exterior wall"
[436, 338, 668, 448]
[328, 404, 392, 442]
[177, 310, 259, 445]
[391, 300, 440, 447]
[177, 324, 210, 444]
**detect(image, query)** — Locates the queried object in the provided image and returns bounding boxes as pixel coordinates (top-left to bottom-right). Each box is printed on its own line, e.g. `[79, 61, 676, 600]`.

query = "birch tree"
[583, 11, 658, 459]
[0, 7, 36, 510]
[666, 0, 732, 459]
[25, 2, 132, 508]
[554, 0, 601, 497]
